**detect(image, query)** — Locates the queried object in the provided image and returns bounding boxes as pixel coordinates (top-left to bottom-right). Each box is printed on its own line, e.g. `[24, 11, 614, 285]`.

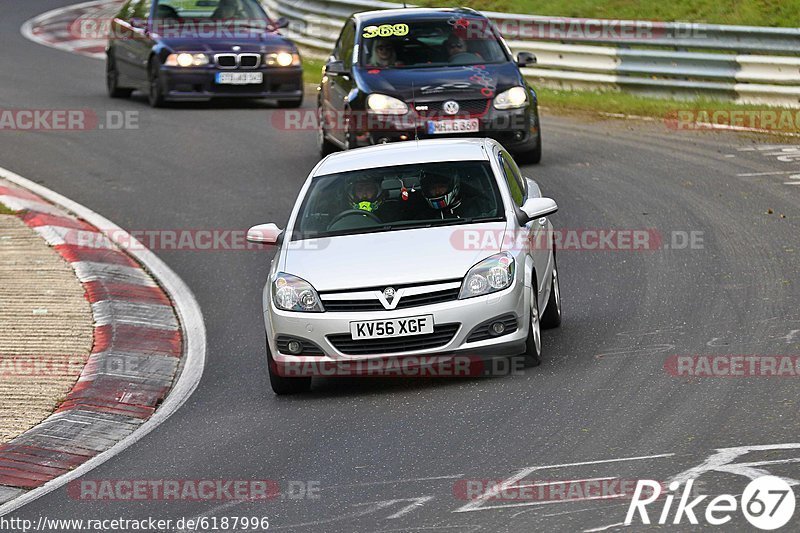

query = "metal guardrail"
[263, 0, 800, 107]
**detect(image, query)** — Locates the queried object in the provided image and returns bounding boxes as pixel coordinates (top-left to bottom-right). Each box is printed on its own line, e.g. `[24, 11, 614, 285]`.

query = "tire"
[541, 252, 562, 329]
[318, 105, 336, 158]
[524, 282, 542, 367]
[148, 60, 166, 108]
[278, 96, 303, 108]
[515, 130, 542, 165]
[266, 338, 311, 395]
[106, 53, 133, 99]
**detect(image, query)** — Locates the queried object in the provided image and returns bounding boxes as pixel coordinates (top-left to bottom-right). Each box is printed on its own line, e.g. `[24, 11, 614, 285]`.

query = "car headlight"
[272, 273, 324, 312]
[265, 51, 300, 67]
[493, 86, 528, 110]
[367, 93, 408, 115]
[459, 253, 515, 299]
[165, 53, 209, 67]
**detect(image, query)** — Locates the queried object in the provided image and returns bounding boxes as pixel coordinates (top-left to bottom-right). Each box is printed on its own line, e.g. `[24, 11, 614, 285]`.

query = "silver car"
[248, 138, 562, 394]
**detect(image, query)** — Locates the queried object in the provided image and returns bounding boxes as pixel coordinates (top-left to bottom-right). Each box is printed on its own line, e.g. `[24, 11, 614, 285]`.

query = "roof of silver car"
[314, 138, 494, 176]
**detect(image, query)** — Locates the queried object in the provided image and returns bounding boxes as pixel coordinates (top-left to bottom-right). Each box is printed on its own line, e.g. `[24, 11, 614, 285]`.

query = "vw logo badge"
[443, 100, 460, 115]
[232, 46, 241, 51]
[383, 287, 396, 303]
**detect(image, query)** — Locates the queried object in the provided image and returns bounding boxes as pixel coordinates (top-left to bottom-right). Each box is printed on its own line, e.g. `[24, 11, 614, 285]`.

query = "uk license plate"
[350, 315, 434, 340]
[426, 118, 479, 135]
[215, 72, 263, 85]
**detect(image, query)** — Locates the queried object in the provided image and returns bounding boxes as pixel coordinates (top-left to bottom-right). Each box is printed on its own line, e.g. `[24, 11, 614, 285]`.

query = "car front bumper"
[263, 279, 530, 367]
[349, 105, 540, 152]
[159, 66, 303, 100]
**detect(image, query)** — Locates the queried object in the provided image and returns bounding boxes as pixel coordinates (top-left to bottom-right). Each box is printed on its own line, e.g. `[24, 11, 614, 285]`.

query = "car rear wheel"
[541, 252, 562, 329]
[318, 105, 336, 157]
[148, 60, 166, 108]
[266, 337, 311, 395]
[106, 53, 133, 99]
[524, 284, 542, 367]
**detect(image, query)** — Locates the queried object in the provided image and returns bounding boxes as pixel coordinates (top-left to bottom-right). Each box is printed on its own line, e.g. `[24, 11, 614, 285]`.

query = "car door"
[127, 0, 156, 85]
[112, 0, 139, 81]
[499, 149, 550, 301]
[323, 19, 356, 146]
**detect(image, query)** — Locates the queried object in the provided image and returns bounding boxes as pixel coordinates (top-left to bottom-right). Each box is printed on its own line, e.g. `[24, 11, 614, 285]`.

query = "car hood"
[281, 222, 508, 292]
[157, 32, 293, 53]
[356, 62, 522, 102]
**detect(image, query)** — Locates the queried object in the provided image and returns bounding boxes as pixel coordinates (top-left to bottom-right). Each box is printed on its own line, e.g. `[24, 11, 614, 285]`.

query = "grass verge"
[412, 0, 800, 28]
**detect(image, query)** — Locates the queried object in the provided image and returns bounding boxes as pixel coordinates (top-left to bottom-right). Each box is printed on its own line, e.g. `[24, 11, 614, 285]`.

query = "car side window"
[499, 151, 525, 206]
[339, 21, 356, 66]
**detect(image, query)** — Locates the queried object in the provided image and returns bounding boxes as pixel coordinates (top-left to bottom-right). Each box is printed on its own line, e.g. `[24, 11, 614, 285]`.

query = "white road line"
[583, 522, 625, 532]
[20, 0, 113, 59]
[454, 453, 674, 513]
[515, 476, 616, 489]
[458, 493, 629, 512]
[0, 165, 206, 517]
[737, 170, 800, 177]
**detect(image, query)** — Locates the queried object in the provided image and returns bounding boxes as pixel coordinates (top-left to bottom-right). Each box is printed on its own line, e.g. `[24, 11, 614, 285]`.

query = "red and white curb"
[0, 167, 205, 514]
[21, 0, 124, 60]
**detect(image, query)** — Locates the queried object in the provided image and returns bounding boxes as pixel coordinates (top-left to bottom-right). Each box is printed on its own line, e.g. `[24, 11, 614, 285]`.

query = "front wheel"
[318, 105, 336, 158]
[278, 95, 303, 108]
[148, 60, 166, 108]
[524, 284, 542, 367]
[266, 339, 311, 395]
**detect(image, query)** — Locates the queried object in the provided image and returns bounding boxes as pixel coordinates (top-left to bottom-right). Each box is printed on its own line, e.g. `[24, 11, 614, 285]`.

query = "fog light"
[490, 322, 506, 336]
[514, 130, 525, 141]
[287, 340, 303, 354]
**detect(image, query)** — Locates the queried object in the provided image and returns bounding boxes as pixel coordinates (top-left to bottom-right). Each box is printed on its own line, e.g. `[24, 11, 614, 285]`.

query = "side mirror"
[516, 52, 536, 67]
[247, 223, 283, 244]
[325, 60, 347, 76]
[272, 16, 289, 30]
[520, 197, 557, 223]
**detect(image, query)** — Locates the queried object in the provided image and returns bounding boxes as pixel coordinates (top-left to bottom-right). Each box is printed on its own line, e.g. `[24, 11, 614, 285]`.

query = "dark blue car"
[106, 0, 303, 107]
[318, 8, 541, 163]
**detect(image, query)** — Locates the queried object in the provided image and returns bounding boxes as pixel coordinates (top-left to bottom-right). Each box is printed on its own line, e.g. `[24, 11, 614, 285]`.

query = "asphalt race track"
[2, 2, 799, 531]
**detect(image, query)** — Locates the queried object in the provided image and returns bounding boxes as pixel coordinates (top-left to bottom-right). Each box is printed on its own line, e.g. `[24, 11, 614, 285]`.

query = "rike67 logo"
[625, 476, 796, 530]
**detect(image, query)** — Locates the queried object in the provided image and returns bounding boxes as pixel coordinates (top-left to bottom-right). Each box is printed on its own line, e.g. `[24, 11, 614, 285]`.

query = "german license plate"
[215, 72, 263, 85]
[350, 315, 434, 340]
[426, 118, 479, 134]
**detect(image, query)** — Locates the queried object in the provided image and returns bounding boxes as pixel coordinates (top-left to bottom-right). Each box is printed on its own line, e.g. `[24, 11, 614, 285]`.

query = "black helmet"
[421, 171, 460, 210]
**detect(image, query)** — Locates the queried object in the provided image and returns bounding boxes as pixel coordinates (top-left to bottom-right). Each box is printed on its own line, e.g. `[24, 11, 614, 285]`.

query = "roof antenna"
[411, 81, 419, 145]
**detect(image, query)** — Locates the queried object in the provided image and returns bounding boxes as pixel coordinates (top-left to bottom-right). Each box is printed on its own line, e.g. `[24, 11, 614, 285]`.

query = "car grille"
[275, 336, 325, 356]
[327, 323, 460, 355]
[322, 287, 461, 312]
[415, 99, 489, 119]
[465, 314, 518, 342]
[214, 53, 261, 69]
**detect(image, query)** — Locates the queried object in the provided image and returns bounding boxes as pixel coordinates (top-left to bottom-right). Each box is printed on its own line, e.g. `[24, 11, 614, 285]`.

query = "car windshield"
[153, 0, 269, 22]
[293, 161, 505, 240]
[360, 17, 508, 68]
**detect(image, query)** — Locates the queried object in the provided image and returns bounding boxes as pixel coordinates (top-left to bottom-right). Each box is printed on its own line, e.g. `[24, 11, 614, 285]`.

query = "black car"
[318, 8, 542, 163]
[106, 0, 303, 107]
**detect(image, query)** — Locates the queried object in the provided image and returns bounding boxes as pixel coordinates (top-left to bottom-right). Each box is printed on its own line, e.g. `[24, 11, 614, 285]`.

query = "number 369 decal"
[362, 24, 409, 39]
